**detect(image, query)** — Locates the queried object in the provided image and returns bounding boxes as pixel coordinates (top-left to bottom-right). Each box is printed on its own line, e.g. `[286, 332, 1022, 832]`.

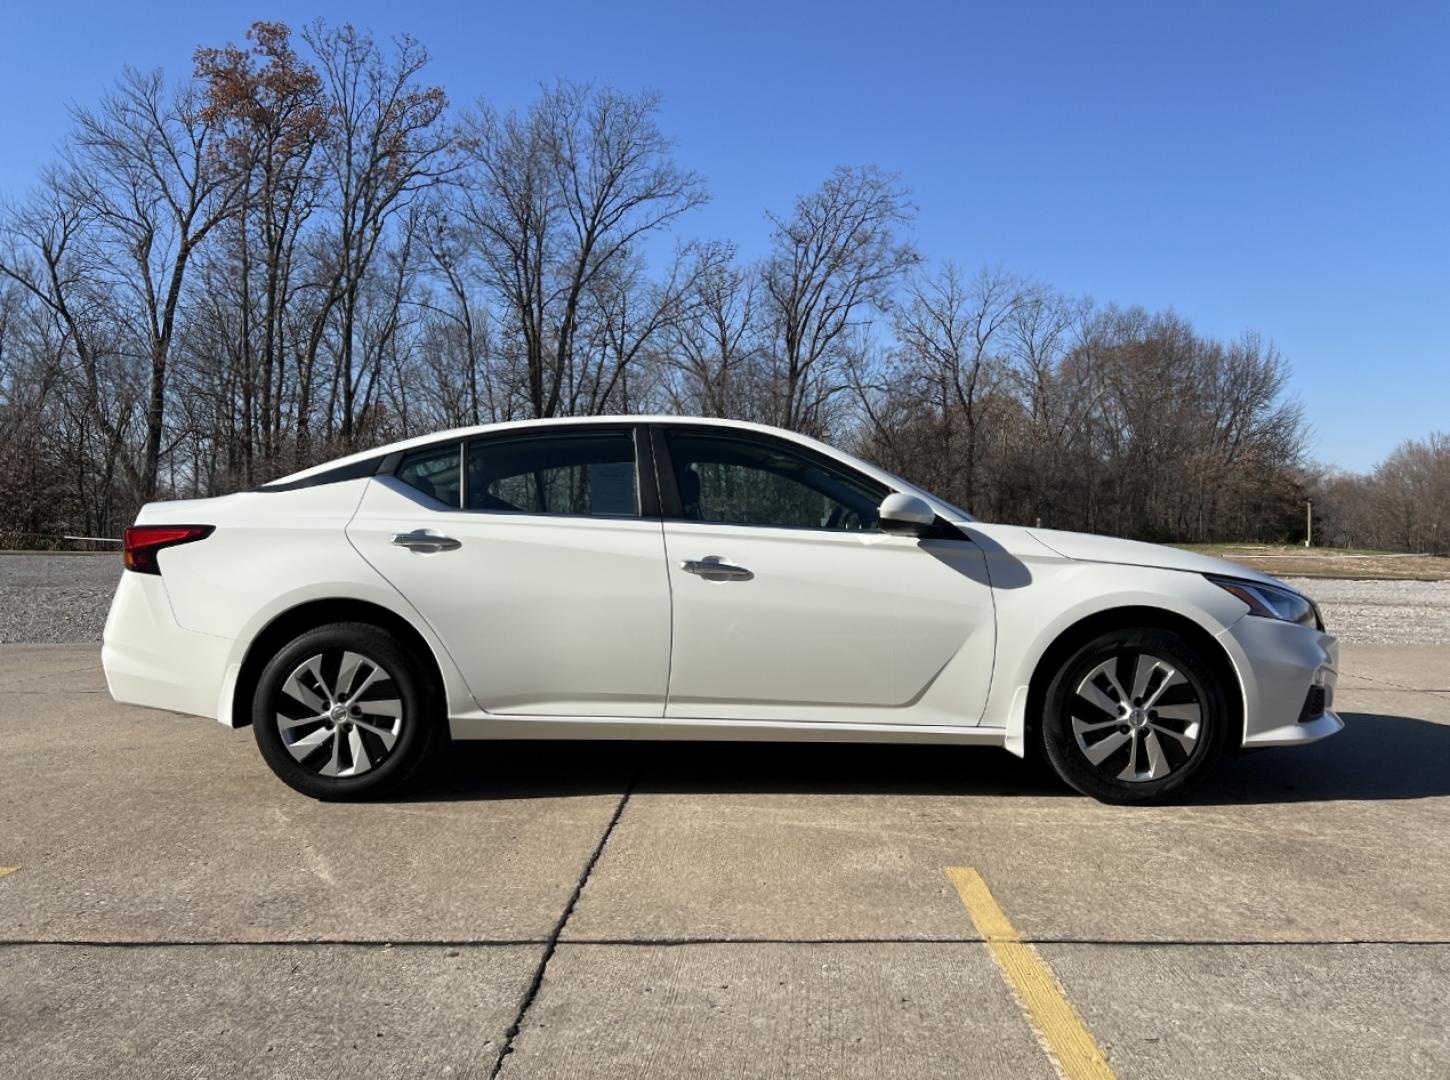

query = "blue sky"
[3, 0, 1445, 471]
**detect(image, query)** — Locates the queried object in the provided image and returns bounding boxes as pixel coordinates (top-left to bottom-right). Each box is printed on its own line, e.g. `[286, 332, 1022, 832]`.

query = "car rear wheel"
[1037, 627, 1227, 804]
[252, 622, 440, 800]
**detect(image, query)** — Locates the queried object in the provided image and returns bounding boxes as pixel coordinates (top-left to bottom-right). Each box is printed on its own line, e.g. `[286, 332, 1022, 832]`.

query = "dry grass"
[1177, 543, 1450, 581]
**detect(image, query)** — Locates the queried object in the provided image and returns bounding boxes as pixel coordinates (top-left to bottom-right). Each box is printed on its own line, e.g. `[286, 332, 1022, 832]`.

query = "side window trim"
[651, 425, 888, 532]
[649, 425, 682, 518]
[634, 426, 662, 518]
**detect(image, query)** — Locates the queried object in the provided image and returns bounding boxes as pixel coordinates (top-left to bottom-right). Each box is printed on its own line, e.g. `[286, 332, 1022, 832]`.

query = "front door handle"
[680, 555, 753, 580]
[391, 529, 461, 553]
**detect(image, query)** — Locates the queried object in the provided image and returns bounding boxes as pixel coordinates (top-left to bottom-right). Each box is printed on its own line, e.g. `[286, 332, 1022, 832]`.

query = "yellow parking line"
[946, 866, 1115, 1080]
[0, 867, 17, 880]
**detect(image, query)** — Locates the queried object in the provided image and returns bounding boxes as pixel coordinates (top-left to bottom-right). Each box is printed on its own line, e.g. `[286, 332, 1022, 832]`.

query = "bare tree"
[415, 201, 495, 425]
[195, 20, 327, 479]
[65, 68, 240, 497]
[760, 166, 918, 434]
[457, 82, 706, 419]
[1001, 285, 1093, 526]
[297, 22, 450, 450]
[658, 242, 761, 418]
[1360, 434, 1450, 554]
[0, 180, 146, 504]
[891, 265, 1033, 511]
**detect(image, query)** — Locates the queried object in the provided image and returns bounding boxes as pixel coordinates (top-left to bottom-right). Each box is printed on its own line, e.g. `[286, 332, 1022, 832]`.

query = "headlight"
[1206, 575, 1322, 629]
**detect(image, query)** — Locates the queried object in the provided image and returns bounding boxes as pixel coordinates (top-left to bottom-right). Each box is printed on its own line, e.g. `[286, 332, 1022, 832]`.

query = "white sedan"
[102, 416, 1341, 804]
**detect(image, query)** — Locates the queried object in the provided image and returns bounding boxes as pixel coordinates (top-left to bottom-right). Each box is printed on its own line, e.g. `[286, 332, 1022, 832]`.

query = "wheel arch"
[228, 598, 449, 730]
[1023, 605, 1245, 753]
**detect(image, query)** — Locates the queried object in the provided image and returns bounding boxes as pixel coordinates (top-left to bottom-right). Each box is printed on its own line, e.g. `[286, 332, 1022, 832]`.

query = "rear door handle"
[680, 555, 753, 580]
[391, 529, 461, 553]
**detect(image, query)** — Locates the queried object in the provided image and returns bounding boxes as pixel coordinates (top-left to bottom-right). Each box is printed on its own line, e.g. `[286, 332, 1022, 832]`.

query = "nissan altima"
[102, 416, 1341, 804]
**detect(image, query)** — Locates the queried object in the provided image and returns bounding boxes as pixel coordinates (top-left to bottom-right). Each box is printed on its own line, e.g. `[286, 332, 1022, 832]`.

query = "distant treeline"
[1307, 435, 1450, 555]
[0, 20, 1437, 551]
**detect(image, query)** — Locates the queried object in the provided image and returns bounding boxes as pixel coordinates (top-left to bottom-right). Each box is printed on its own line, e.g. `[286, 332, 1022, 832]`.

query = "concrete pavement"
[2, 644, 1448, 1078]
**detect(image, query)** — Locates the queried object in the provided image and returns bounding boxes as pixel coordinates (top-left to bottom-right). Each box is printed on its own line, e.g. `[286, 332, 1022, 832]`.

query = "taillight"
[122, 525, 214, 574]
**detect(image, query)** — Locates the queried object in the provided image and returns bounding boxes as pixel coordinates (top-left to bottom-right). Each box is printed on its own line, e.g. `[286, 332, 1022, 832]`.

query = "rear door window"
[466, 430, 639, 517]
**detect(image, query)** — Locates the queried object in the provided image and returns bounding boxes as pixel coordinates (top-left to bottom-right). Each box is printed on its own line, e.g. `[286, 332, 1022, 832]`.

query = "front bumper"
[102, 570, 232, 720]
[1218, 614, 1343, 748]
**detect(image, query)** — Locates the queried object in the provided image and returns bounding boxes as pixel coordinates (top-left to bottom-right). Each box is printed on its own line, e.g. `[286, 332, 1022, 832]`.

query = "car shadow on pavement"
[397, 710, 1450, 805]
[399, 738, 1068, 802]
[1192, 710, 1450, 804]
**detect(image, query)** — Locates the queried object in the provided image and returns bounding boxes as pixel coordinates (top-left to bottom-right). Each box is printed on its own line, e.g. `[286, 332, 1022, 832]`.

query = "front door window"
[663, 430, 885, 531]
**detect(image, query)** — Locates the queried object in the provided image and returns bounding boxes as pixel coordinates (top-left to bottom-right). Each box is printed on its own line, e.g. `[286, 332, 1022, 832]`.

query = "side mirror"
[877, 492, 936, 536]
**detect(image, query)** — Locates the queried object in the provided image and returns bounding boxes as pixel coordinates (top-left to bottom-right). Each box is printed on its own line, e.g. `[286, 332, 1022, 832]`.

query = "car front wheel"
[252, 622, 440, 800]
[1038, 627, 1228, 804]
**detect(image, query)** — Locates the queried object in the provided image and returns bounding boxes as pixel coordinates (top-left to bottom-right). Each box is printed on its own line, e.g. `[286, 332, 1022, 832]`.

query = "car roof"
[268, 416, 841, 487]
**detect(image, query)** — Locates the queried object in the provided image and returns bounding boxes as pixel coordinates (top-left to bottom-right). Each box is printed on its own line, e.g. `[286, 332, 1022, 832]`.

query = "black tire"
[252, 621, 441, 800]
[1037, 627, 1227, 805]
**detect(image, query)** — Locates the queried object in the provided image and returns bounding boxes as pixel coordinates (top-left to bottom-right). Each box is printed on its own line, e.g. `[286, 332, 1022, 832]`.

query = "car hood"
[960, 522, 1288, 589]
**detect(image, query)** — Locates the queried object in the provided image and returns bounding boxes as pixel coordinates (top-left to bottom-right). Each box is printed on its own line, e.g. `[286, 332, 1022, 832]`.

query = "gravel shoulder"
[0, 554, 118, 644]
[3, 555, 1449, 647]
[1282, 576, 1450, 647]
[1180, 544, 1450, 580]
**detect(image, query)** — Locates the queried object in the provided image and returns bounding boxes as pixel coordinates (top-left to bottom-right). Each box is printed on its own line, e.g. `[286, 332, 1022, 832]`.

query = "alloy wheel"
[273, 650, 404, 777]
[1069, 650, 1202, 783]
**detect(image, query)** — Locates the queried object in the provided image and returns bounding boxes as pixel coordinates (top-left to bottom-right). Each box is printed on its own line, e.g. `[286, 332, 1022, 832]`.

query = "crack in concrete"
[1340, 672, 1450, 694]
[488, 780, 635, 1080]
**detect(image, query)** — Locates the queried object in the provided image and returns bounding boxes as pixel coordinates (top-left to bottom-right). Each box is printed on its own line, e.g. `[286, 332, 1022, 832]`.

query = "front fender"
[981, 561, 1250, 755]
